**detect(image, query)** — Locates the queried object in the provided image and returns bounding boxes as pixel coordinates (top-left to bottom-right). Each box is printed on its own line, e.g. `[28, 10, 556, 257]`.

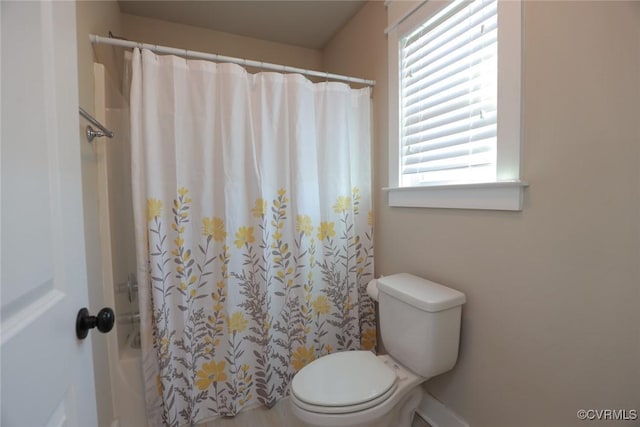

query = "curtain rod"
[90, 34, 376, 87]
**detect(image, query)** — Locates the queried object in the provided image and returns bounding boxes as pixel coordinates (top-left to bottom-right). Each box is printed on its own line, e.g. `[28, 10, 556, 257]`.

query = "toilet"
[289, 273, 466, 427]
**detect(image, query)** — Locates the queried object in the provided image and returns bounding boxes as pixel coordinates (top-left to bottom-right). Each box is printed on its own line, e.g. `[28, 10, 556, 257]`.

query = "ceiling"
[118, 1, 366, 50]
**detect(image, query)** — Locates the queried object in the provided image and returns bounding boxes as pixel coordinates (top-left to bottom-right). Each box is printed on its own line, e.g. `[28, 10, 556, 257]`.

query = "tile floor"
[200, 398, 432, 427]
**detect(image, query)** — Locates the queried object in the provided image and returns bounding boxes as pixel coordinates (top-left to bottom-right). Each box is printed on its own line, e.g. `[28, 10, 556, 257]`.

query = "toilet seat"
[291, 380, 398, 414]
[290, 351, 398, 414]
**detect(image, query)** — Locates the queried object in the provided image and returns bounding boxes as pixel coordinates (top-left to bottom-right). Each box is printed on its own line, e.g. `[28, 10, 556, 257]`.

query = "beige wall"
[324, 1, 640, 427]
[120, 13, 323, 71]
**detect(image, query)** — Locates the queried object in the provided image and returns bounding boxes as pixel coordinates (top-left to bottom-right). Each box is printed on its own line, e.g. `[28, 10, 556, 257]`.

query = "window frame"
[385, 0, 526, 211]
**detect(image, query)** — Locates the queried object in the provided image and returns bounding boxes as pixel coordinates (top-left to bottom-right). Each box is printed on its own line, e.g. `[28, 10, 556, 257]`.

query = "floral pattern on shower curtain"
[130, 48, 375, 426]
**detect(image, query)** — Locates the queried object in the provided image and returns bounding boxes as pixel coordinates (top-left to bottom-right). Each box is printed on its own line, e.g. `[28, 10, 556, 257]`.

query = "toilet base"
[290, 386, 423, 427]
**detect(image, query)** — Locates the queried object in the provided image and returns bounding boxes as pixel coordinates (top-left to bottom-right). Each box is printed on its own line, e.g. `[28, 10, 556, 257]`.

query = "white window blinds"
[400, 0, 498, 186]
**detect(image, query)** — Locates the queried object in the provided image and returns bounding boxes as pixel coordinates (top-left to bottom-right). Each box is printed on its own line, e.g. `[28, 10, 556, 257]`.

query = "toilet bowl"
[289, 352, 424, 427]
[289, 273, 466, 427]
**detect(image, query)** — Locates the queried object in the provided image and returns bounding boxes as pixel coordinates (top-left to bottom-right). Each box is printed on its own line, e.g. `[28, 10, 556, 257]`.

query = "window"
[386, 0, 526, 210]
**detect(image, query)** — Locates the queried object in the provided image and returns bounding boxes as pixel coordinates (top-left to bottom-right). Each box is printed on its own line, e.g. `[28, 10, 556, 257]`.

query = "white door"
[1, 1, 99, 426]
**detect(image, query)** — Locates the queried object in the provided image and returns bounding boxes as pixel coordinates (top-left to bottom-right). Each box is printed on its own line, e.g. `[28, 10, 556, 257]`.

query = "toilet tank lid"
[377, 273, 466, 312]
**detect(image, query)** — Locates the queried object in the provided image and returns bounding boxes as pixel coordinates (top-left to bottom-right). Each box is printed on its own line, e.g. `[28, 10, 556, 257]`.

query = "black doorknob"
[76, 307, 115, 340]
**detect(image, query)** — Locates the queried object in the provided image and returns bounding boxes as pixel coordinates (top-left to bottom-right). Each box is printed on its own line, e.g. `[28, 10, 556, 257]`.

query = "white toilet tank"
[376, 273, 466, 379]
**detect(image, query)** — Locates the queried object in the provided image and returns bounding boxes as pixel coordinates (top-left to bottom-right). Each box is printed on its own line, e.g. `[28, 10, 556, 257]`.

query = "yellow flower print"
[296, 215, 313, 236]
[312, 295, 330, 315]
[234, 226, 255, 248]
[251, 198, 267, 218]
[159, 337, 170, 358]
[362, 328, 377, 351]
[291, 345, 316, 371]
[333, 196, 351, 214]
[195, 360, 227, 390]
[368, 211, 374, 227]
[227, 311, 248, 334]
[202, 217, 227, 242]
[147, 199, 162, 221]
[317, 222, 336, 241]
[178, 187, 188, 196]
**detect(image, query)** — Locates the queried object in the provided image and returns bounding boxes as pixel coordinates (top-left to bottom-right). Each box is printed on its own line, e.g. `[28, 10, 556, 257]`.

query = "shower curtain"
[130, 48, 375, 426]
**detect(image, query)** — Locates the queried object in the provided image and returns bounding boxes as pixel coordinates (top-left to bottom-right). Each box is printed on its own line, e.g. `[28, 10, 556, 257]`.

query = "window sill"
[383, 180, 528, 211]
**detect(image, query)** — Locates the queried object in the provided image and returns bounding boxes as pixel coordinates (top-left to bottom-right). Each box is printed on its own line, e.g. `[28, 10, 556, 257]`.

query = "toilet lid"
[291, 351, 397, 407]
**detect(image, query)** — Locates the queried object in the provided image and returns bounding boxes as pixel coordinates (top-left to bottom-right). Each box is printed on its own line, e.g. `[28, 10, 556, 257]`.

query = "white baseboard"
[415, 392, 469, 427]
